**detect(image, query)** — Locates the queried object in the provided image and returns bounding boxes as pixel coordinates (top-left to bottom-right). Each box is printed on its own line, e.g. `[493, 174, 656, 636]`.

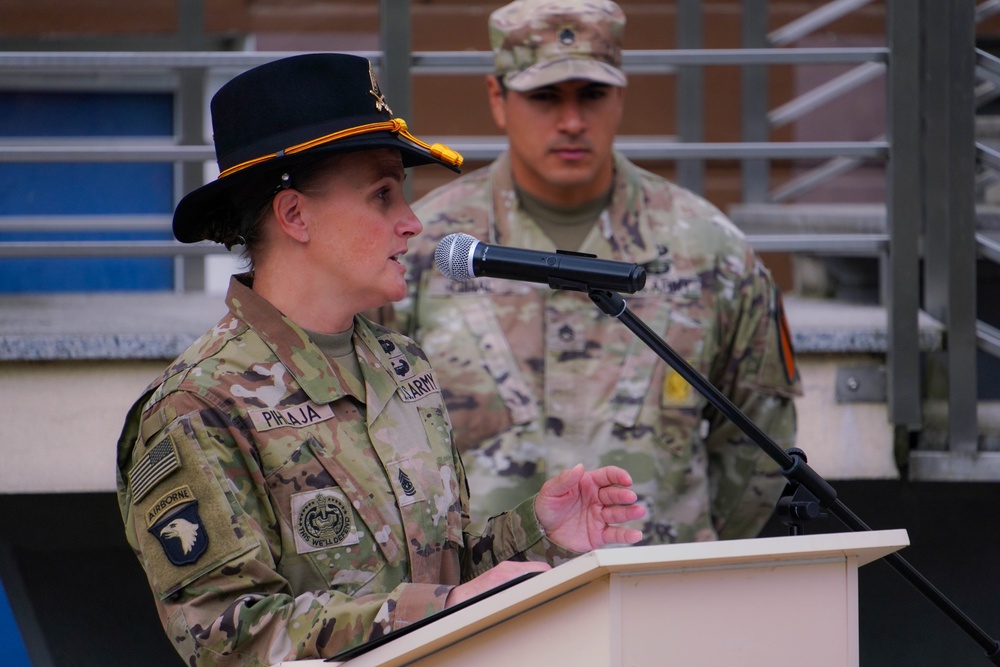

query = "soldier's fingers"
[597, 485, 638, 507]
[586, 465, 634, 488]
[601, 525, 643, 546]
[599, 503, 646, 526]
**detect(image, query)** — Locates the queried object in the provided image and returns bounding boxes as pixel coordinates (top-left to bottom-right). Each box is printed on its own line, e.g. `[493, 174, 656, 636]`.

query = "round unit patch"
[290, 488, 360, 554]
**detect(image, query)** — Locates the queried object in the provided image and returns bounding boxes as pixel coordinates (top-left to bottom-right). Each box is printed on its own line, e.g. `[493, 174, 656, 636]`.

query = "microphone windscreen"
[434, 233, 477, 281]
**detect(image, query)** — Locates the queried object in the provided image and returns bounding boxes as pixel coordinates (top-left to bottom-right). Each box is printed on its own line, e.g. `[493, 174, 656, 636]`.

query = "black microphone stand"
[587, 288, 1000, 665]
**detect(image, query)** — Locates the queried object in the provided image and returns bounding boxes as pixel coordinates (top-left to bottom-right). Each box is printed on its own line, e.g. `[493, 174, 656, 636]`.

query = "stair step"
[784, 296, 944, 354]
[729, 202, 1000, 234]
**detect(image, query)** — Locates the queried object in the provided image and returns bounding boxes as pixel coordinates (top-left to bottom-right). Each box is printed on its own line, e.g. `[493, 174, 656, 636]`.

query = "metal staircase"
[1, 0, 998, 479]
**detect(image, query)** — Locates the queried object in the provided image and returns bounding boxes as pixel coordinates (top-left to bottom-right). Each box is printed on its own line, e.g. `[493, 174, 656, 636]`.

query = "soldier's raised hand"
[534, 464, 645, 552]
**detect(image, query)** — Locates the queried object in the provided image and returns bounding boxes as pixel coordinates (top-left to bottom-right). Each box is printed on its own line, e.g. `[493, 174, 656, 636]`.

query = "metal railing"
[0, 0, 992, 474]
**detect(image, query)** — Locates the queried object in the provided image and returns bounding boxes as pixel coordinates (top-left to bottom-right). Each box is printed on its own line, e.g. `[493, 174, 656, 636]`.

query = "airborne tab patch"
[146, 484, 197, 528]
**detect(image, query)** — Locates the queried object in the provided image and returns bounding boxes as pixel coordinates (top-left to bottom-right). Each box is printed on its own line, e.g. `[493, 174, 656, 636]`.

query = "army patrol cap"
[173, 53, 463, 244]
[489, 0, 627, 92]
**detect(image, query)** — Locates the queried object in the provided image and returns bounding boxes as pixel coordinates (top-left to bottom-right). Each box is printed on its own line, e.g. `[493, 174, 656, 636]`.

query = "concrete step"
[730, 202, 1000, 230]
[1, 293, 996, 487]
[0, 292, 945, 361]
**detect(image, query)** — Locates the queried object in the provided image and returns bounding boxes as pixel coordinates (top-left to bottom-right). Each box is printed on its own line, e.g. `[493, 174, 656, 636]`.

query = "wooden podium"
[280, 529, 908, 667]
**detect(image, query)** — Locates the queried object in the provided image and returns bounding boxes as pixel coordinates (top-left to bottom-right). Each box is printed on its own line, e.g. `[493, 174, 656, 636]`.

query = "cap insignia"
[368, 63, 393, 115]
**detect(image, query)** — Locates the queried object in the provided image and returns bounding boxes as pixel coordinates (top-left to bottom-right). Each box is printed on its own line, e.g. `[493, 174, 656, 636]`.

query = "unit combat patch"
[147, 489, 209, 566]
[291, 488, 360, 554]
[774, 289, 799, 384]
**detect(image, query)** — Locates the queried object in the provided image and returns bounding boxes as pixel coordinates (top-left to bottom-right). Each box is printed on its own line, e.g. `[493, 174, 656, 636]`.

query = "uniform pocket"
[264, 436, 384, 595]
[624, 281, 711, 459]
[416, 276, 539, 451]
[414, 405, 465, 548]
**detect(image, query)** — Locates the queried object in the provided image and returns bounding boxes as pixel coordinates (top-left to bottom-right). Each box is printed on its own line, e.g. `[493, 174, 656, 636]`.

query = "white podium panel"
[278, 530, 908, 667]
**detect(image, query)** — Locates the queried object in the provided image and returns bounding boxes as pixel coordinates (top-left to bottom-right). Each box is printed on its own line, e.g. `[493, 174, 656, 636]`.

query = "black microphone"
[434, 232, 646, 294]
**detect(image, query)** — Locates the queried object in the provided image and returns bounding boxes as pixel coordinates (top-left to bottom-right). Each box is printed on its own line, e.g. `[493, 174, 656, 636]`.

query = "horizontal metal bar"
[0, 71, 178, 92]
[0, 34, 243, 54]
[409, 51, 678, 75]
[613, 141, 888, 160]
[0, 145, 215, 163]
[0, 51, 380, 71]
[0, 234, 892, 259]
[0, 139, 889, 164]
[433, 135, 683, 159]
[745, 233, 889, 253]
[411, 48, 888, 73]
[438, 137, 888, 160]
[0, 215, 171, 232]
[0, 48, 889, 75]
[0, 241, 231, 258]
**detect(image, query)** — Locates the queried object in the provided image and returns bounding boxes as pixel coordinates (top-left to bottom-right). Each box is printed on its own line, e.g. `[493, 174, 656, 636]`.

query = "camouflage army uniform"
[116, 273, 575, 666]
[397, 151, 801, 544]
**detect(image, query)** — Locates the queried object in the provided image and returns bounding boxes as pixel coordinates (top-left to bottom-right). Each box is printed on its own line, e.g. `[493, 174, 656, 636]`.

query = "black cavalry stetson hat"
[173, 52, 463, 244]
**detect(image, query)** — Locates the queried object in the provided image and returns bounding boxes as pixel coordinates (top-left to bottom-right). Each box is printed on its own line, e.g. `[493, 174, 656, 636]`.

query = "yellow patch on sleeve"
[663, 369, 693, 404]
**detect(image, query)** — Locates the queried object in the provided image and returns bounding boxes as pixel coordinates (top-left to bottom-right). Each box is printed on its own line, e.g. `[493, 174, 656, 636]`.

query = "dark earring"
[279, 173, 292, 190]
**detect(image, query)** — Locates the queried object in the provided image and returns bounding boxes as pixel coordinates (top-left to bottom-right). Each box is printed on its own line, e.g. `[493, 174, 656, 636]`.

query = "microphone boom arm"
[587, 288, 1000, 664]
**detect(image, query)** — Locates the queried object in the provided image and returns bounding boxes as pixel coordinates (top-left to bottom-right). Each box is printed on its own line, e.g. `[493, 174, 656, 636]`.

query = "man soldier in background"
[395, 0, 802, 543]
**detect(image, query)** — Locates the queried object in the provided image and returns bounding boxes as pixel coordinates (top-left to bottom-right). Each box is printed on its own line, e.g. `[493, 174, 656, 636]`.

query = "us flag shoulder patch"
[130, 435, 181, 503]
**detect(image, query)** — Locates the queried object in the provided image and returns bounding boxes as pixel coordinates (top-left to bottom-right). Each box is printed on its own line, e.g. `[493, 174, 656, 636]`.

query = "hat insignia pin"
[368, 63, 393, 115]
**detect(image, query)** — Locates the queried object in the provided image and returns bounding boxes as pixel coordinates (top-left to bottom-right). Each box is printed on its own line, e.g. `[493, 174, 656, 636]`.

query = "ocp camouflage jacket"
[397, 151, 802, 544]
[116, 273, 571, 666]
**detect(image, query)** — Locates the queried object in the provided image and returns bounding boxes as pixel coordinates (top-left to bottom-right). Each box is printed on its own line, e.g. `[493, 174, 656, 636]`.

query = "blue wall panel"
[0, 579, 30, 667]
[0, 91, 176, 293]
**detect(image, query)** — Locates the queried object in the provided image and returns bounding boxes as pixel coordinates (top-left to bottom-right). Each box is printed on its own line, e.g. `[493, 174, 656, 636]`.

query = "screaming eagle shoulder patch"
[147, 486, 209, 566]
